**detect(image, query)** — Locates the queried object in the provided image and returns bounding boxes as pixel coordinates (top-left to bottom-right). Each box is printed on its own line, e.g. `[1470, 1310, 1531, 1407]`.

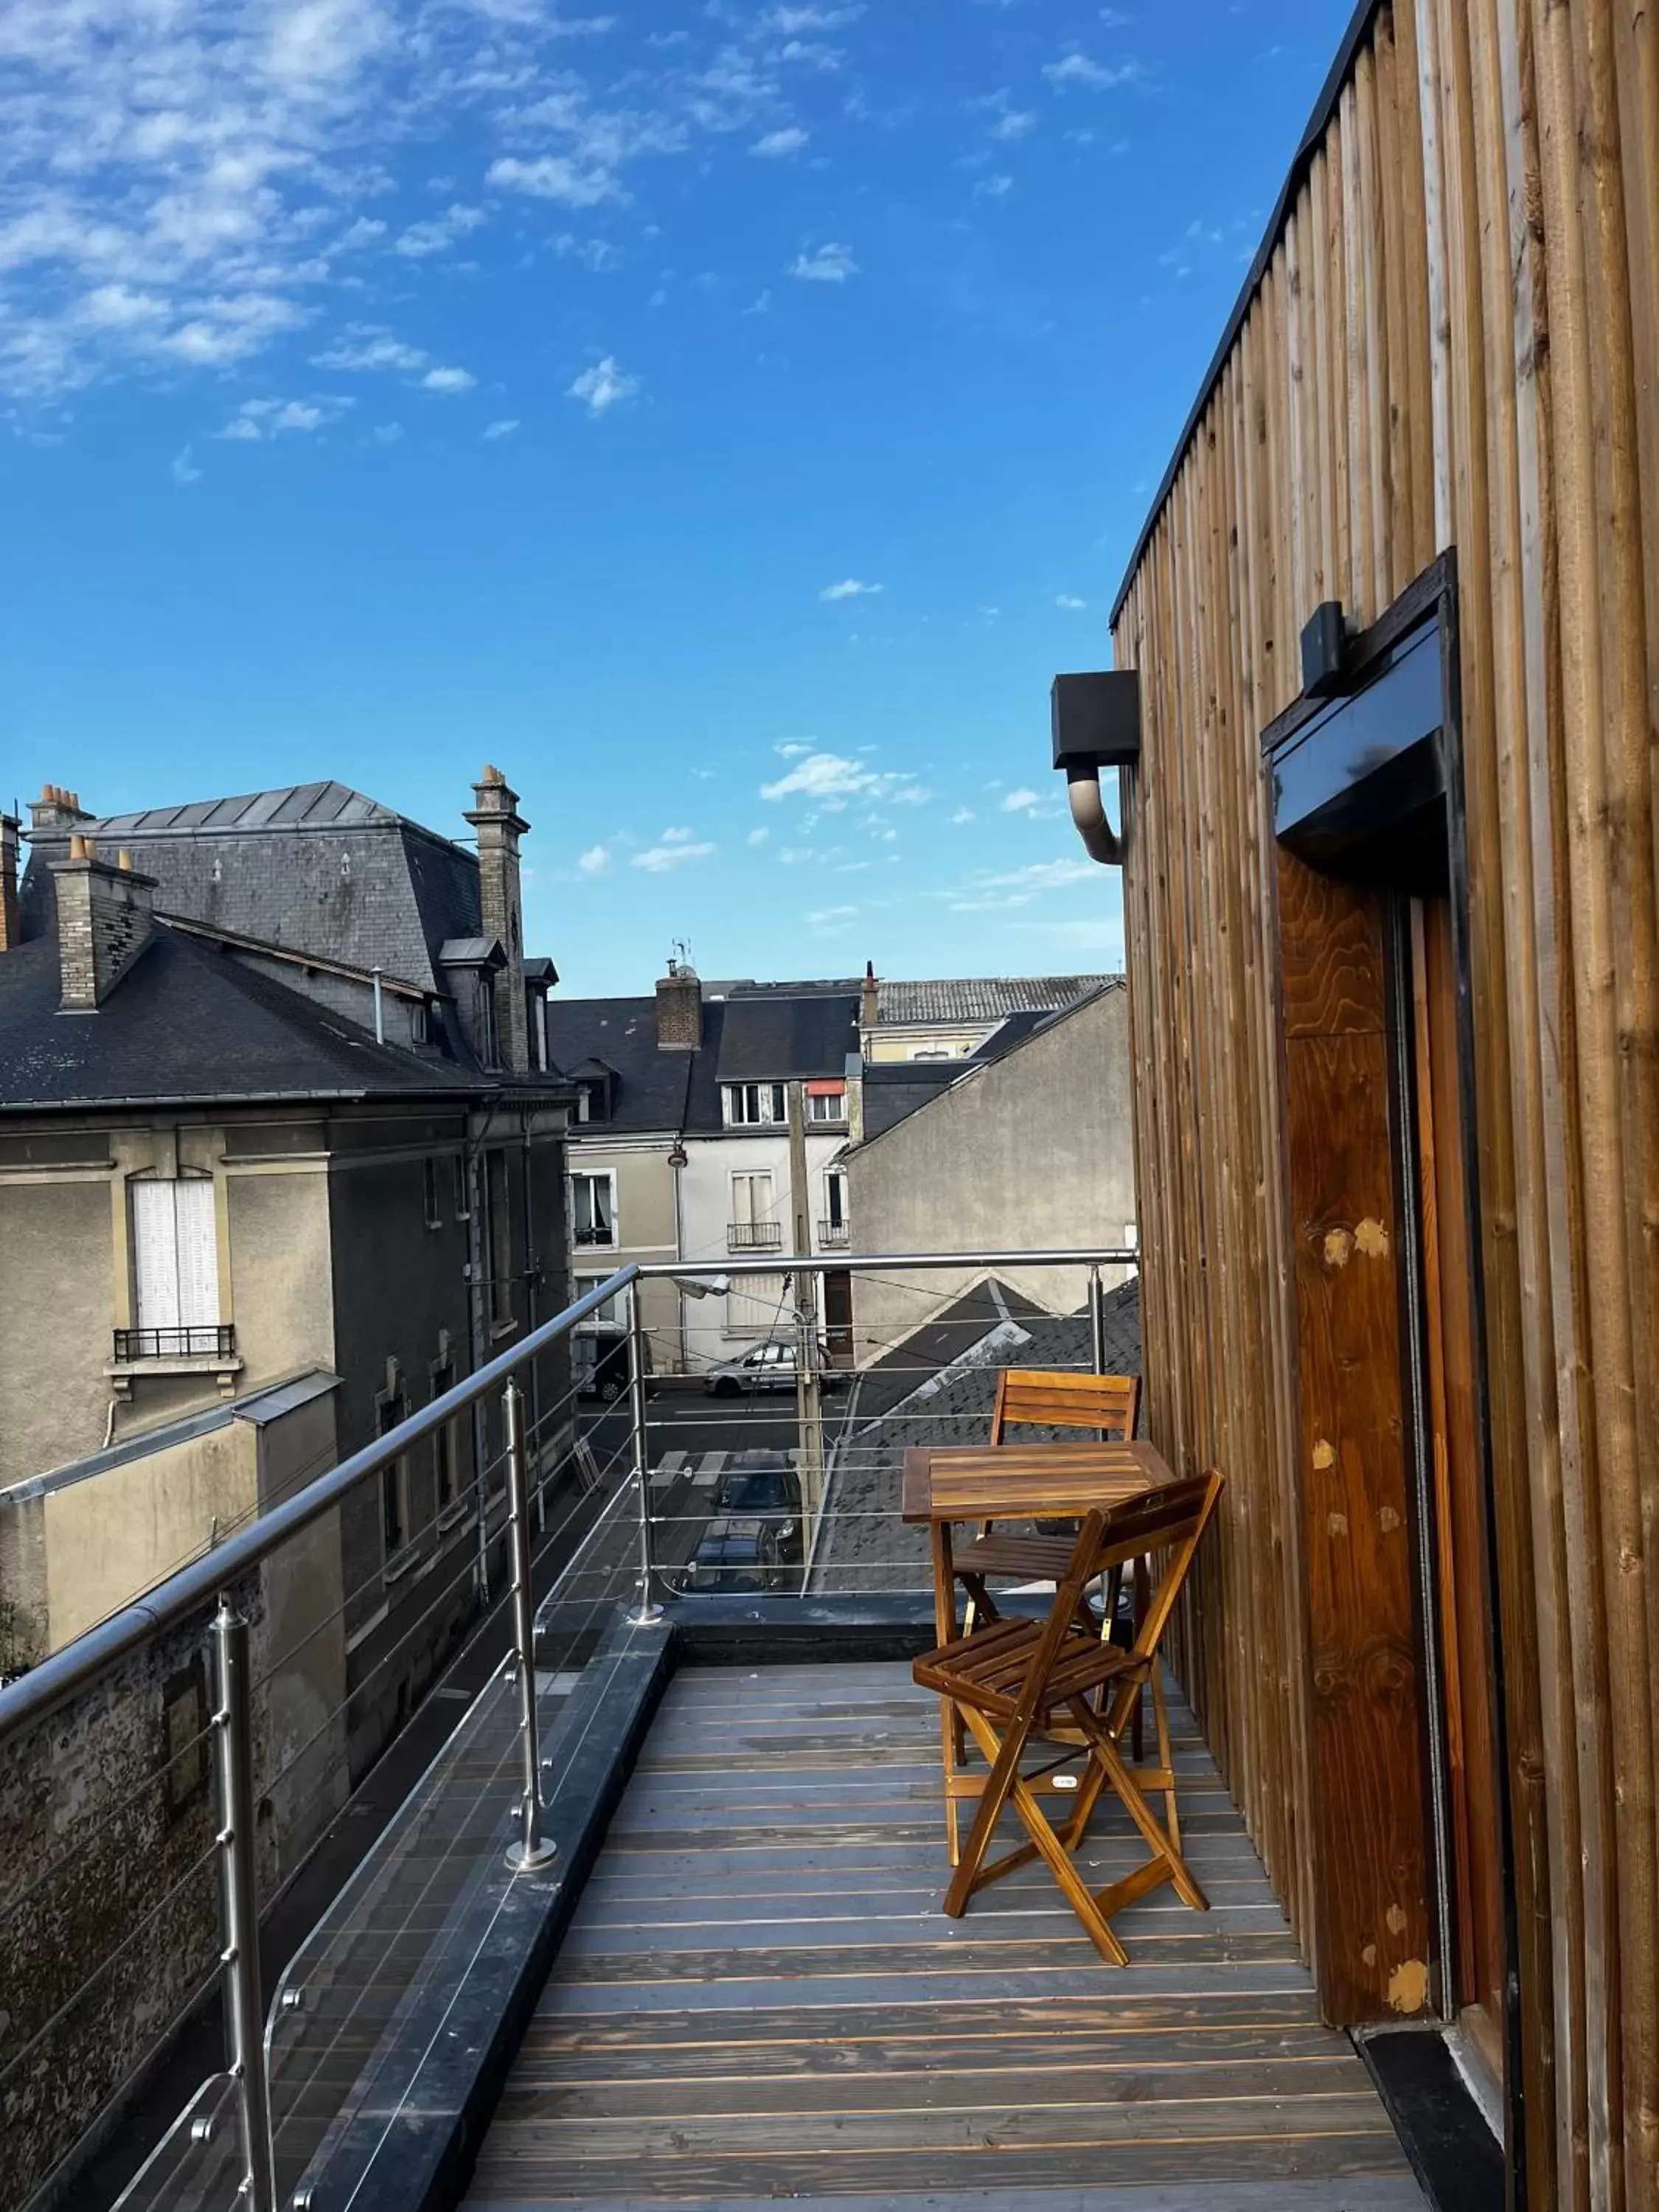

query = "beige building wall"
[863, 1023, 998, 1064]
[0, 1174, 112, 1492]
[847, 989, 1137, 1357]
[227, 1161, 337, 1383]
[568, 1138, 683, 1367]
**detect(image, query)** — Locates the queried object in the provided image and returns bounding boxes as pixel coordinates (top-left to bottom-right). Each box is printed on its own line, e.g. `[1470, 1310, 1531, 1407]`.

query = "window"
[422, 1158, 442, 1230]
[827, 1170, 847, 1228]
[161, 1658, 209, 1820]
[477, 976, 498, 1068]
[532, 994, 549, 1073]
[806, 1088, 845, 1124]
[571, 1170, 616, 1248]
[731, 1170, 773, 1226]
[576, 1273, 627, 1329]
[378, 1387, 408, 1558]
[909, 1048, 953, 1062]
[485, 1149, 512, 1326]
[728, 1170, 780, 1251]
[431, 1361, 457, 1513]
[411, 1001, 429, 1046]
[574, 1086, 591, 1123]
[132, 1177, 220, 1338]
[453, 1155, 471, 1220]
[723, 1081, 787, 1127]
[724, 1271, 789, 1339]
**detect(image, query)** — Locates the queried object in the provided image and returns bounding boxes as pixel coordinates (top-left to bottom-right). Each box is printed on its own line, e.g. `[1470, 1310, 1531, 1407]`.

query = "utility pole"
[787, 1082, 825, 1531]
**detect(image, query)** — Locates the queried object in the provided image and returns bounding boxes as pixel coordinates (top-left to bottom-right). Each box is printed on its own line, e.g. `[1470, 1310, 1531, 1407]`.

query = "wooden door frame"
[1261, 552, 1523, 2181]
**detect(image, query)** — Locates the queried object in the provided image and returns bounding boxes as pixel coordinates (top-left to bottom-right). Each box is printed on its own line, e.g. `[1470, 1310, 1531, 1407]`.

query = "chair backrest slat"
[990, 1368, 1140, 1444]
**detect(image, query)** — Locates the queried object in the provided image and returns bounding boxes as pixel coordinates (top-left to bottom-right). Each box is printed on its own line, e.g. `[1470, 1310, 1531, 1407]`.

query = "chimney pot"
[463, 763, 531, 1073]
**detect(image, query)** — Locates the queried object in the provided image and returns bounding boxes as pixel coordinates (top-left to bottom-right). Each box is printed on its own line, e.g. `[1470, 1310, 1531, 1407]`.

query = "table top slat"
[901, 1440, 1174, 1524]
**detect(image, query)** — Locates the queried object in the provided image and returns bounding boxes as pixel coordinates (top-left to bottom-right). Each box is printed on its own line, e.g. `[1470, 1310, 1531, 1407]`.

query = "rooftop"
[877, 975, 1121, 1026]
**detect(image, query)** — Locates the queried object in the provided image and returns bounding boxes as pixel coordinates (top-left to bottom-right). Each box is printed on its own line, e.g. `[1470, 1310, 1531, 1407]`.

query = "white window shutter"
[173, 1180, 219, 1327]
[133, 1180, 180, 1330]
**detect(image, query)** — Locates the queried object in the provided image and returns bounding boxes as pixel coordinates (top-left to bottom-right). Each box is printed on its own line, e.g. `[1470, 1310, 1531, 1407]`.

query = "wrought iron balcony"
[727, 1220, 784, 1251]
[112, 1324, 237, 1361]
[818, 1219, 850, 1248]
[573, 1223, 616, 1247]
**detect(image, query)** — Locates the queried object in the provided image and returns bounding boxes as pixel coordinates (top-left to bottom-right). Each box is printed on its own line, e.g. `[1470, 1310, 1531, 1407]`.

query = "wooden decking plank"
[465, 1662, 1416, 2209]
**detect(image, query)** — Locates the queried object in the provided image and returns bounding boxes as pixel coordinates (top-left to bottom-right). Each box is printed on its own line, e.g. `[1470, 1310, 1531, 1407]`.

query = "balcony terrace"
[0, 1251, 1427, 2212]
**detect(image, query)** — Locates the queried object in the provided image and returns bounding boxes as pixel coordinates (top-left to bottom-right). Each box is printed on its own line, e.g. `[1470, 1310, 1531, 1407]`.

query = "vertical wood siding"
[1110, 3, 1659, 2204]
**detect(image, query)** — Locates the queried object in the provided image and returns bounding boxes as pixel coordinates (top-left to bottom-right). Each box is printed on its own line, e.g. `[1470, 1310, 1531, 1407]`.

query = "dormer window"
[724, 1082, 787, 1127]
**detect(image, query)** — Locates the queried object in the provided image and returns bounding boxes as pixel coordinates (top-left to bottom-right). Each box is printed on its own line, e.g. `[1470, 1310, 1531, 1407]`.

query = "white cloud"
[393, 204, 486, 259]
[369, 421, 404, 445]
[568, 355, 639, 413]
[213, 394, 352, 440]
[487, 154, 622, 208]
[761, 751, 926, 807]
[950, 807, 975, 824]
[777, 845, 814, 864]
[1056, 593, 1087, 610]
[1000, 787, 1043, 813]
[746, 826, 771, 845]
[632, 836, 716, 872]
[806, 905, 858, 925]
[1044, 52, 1140, 88]
[820, 577, 883, 601]
[974, 173, 1013, 200]
[577, 844, 611, 874]
[752, 127, 810, 156]
[978, 858, 1097, 891]
[993, 108, 1035, 140]
[484, 417, 521, 439]
[313, 327, 428, 375]
[789, 242, 858, 282]
[420, 365, 476, 393]
[170, 443, 201, 484]
[773, 739, 813, 757]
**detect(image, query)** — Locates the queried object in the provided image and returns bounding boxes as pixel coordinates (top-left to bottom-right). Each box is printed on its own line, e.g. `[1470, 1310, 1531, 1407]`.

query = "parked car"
[686, 1520, 802, 1596]
[577, 1324, 652, 1402]
[703, 1339, 842, 1397]
[712, 1452, 804, 1565]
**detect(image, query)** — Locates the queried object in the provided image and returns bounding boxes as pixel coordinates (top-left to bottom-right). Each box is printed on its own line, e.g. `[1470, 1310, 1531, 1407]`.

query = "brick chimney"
[861, 959, 879, 1034]
[50, 838, 157, 1010]
[0, 813, 18, 952]
[655, 956, 702, 1051]
[464, 764, 530, 1076]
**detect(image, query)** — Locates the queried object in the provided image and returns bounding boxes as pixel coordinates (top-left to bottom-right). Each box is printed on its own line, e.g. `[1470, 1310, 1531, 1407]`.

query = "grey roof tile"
[877, 974, 1121, 1024]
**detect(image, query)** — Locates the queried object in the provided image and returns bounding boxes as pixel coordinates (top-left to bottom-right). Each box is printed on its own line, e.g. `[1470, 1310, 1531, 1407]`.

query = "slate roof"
[714, 992, 860, 1083]
[548, 995, 728, 1136]
[19, 780, 485, 995]
[0, 925, 495, 1111]
[811, 1275, 1142, 1593]
[876, 974, 1118, 1025]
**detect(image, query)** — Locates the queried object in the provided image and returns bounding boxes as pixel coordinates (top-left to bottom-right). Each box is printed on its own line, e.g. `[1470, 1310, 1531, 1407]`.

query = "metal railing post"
[502, 1379, 557, 1872]
[625, 1281, 664, 1627]
[1088, 1262, 1107, 1376]
[212, 1596, 276, 2212]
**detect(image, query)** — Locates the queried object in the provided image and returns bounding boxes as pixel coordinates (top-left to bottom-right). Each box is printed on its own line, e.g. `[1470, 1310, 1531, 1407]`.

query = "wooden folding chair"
[913, 1470, 1224, 1966]
[959, 1369, 1147, 1739]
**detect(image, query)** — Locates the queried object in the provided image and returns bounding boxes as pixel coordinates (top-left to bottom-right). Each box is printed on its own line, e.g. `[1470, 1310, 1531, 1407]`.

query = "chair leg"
[1152, 1663, 1180, 1852]
[943, 1707, 1031, 1917]
[1067, 1698, 1208, 1914]
[952, 1703, 1128, 1966]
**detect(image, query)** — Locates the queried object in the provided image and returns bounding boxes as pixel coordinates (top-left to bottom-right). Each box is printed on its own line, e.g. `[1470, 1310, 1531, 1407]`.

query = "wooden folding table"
[902, 1440, 1173, 1861]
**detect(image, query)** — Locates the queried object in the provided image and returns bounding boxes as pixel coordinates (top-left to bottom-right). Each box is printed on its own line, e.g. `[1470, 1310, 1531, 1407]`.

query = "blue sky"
[1, 0, 1349, 995]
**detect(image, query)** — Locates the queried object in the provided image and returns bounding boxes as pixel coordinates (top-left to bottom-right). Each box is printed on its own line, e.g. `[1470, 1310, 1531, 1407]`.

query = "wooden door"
[1408, 896, 1506, 2074]
[822, 1270, 852, 1364]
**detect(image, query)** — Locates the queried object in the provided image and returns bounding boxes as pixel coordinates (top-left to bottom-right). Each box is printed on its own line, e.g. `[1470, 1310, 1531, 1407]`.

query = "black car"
[712, 1451, 804, 1564]
[686, 1521, 801, 1596]
[577, 1324, 651, 1402]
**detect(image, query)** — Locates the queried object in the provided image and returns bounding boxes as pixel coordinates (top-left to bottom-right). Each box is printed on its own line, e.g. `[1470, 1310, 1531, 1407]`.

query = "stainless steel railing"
[0, 1244, 1133, 2212]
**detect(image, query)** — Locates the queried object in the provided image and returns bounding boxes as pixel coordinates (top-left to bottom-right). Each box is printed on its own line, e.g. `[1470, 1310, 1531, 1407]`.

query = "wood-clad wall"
[1110, 3, 1659, 2206]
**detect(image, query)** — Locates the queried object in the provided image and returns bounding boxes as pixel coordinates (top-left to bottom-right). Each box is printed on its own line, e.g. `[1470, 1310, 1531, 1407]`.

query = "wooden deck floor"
[465, 1662, 1424, 2211]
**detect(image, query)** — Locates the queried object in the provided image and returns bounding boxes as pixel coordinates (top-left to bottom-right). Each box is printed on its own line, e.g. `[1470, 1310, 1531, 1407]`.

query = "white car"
[703, 1340, 841, 1397]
